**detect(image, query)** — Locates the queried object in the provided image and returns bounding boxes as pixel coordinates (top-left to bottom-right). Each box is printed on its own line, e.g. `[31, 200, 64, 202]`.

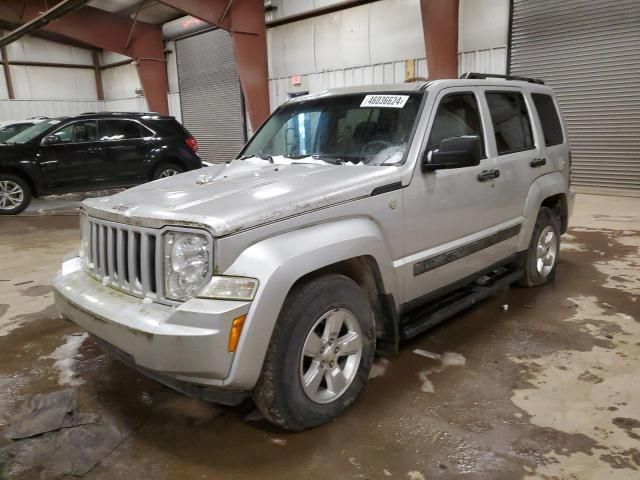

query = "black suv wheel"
[0, 175, 31, 215]
[153, 163, 184, 180]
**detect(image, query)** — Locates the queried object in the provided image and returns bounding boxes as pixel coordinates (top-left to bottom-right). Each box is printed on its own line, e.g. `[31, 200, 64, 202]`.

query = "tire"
[152, 163, 183, 180]
[0, 174, 31, 215]
[253, 274, 376, 431]
[518, 206, 561, 287]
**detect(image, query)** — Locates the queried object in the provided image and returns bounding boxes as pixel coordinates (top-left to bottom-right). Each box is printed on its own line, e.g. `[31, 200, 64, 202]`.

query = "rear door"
[38, 119, 105, 192]
[99, 119, 155, 185]
[479, 88, 542, 225]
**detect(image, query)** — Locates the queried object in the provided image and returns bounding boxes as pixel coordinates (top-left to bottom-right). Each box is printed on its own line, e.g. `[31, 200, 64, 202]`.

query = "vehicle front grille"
[84, 217, 162, 300]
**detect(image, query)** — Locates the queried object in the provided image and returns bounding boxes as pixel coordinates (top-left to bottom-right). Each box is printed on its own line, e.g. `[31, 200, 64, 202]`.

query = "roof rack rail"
[459, 72, 545, 85]
[79, 111, 162, 116]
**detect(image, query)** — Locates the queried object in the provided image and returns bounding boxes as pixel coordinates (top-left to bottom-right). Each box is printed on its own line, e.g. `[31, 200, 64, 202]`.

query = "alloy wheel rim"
[159, 169, 179, 178]
[299, 308, 363, 404]
[536, 226, 558, 277]
[0, 180, 24, 211]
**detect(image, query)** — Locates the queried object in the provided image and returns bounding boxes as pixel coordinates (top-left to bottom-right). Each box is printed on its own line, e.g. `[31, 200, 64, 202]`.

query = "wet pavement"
[0, 194, 639, 479]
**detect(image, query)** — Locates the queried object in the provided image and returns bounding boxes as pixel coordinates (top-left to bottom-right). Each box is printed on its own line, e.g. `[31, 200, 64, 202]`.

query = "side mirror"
[422, 135, 482, 172]
[42, 135, 61, 146]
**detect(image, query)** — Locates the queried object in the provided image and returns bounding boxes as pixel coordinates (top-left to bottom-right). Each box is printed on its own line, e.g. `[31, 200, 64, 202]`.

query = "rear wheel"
[518, 207, 561, 286]
[0, 175, 31, 215]
[153, 163, 183, 180]
[253, 274, 375, 431]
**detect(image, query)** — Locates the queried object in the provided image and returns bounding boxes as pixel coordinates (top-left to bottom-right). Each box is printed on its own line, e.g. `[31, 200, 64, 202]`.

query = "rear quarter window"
[532, 93, 564, 147]
[144, 119, 190, 137]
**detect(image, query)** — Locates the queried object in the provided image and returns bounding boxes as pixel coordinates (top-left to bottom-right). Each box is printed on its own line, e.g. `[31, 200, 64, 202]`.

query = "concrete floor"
[0, 194, 638, 479]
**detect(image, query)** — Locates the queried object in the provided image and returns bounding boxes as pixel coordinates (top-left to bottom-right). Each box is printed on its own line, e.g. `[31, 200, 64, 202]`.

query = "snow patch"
[43, 333, 88, 386]
[417, 352, 466, 393]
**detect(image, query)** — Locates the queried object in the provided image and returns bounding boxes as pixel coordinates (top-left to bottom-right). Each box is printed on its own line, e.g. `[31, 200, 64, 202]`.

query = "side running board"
[400, 267, 524, 340]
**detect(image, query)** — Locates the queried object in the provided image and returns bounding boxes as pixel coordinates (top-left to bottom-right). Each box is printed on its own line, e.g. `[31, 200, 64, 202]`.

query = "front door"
[38, 120, 105, 192]
[400, 88, 514, 304]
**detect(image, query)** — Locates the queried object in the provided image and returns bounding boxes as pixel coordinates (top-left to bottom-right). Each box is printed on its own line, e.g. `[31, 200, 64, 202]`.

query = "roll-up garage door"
[509, 0, 640, 193]
[176, 29, 246, 164]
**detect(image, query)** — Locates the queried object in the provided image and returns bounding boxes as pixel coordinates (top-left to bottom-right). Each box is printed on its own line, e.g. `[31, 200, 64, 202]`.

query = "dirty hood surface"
[83, 159, 400, 236]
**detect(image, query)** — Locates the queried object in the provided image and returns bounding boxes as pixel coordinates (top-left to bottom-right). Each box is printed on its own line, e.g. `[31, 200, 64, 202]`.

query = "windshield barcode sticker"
[360, 94, 409, 108]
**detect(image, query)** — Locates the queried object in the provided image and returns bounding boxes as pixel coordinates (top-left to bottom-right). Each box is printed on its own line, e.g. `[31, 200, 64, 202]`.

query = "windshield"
[241, 93, 423, 166]
[5, 119, 62, 144]
[0, 123, 34, 143]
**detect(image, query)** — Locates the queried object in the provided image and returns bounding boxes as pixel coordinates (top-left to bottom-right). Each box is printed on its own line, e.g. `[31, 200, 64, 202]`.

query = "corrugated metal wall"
[176, 29, 246, 163]
[269, 59, 428, 110]
[267, 0, 426, 108]
[510, 0, 640, 193]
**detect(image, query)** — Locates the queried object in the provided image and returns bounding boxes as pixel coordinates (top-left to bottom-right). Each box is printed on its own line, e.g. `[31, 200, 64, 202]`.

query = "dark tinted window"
[427, 93, 484, 154]
[50, 120, 97, 143]
[486, 92, 534, 155]
[100, 120, 146, 140]
[144, 118, 189, 137]
[0, 123, 33, 143]
[532, 93, 563, 146]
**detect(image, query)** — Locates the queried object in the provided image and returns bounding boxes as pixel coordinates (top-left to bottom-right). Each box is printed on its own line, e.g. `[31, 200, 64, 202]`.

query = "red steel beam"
[420, 0, 459, 79]
[158, 0, 270, 130]
[0, 0, 169, 113]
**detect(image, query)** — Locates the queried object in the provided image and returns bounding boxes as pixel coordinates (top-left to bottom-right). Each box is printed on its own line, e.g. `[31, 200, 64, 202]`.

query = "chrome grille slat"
[140, 235, 151, 293]
[85, 217, 159, 300]
[116, 229, 126, 287]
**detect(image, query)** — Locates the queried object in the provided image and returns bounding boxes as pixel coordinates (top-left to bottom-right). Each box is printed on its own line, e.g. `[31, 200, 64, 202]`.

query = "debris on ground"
[502, 304, 509, 311]
[369, 358, 390, 379]
[268, 437, 287, 447]
[6, 388, 78, 439]
[1, 388, 135, 478]
[415, 352, 466, 394]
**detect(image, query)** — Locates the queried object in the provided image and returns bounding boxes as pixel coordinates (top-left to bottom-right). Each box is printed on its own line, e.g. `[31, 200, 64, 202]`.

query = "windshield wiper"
[237, 153, 273, 163]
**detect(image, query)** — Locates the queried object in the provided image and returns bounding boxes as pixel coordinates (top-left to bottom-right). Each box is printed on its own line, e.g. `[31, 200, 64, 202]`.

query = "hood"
[0, 143, 36, 158]
[83, 159, 401, 236]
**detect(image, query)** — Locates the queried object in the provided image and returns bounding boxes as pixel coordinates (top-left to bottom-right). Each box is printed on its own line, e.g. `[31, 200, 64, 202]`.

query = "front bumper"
[54, 256, 251, 397]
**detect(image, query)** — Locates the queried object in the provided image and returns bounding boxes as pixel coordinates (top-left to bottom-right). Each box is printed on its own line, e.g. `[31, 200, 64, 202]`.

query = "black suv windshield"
[6, 119, 64, 144]
[241, 93, 423, 166]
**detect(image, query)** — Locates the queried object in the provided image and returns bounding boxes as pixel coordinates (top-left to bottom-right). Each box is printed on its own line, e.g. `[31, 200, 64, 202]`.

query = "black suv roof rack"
[459, 72, 545, 85]
[78, 111, 163, 116]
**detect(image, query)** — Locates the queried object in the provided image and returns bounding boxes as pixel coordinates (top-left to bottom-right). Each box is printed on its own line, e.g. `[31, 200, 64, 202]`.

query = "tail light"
[185, 136, 198, 153]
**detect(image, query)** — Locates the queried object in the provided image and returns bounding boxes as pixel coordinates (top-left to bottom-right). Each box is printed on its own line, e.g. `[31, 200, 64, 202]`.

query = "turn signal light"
[228, 315, 247, 352]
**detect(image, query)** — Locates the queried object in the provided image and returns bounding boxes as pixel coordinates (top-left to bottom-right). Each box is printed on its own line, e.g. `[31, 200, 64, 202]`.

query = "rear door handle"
[477, 169, 500, 182]
[530, 158, 547, 168]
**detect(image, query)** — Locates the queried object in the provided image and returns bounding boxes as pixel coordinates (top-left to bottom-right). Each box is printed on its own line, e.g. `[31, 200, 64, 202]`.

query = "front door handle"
[530, 157, 547, 168]
[477, 169, 500, 182]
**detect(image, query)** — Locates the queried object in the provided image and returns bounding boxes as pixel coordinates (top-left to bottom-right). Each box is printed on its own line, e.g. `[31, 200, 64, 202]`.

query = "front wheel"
[253, 274, 375, 431]
[518, 206, 561, 286]
[0, 175, 31, 215]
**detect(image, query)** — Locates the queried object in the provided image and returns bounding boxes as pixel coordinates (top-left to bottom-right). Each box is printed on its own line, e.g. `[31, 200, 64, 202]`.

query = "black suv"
[0, 112, 202, 214]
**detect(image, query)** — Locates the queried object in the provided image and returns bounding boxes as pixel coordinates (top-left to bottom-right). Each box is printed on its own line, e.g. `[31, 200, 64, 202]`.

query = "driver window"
[50, 120, 97, 144]
[427, 93, 484, 155]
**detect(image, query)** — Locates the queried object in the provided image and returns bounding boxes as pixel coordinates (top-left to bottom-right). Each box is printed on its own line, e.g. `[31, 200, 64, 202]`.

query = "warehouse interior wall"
[458, 0, 509, 74]
[0, 30, 101, 120]
[266, 0, 427, 109]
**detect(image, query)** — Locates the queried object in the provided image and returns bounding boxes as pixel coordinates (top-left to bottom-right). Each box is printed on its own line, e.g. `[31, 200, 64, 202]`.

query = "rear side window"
[486, 92, 534, 155]
[532, 94, 564, 146]
[427, 93, 485, 155]
[144, 119, 190, 137]
[100, 120, 147, 140]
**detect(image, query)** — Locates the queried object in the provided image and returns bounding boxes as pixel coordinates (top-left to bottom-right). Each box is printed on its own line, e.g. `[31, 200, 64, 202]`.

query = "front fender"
[221, 217, 397, 389]
[518, 172, 568, 251]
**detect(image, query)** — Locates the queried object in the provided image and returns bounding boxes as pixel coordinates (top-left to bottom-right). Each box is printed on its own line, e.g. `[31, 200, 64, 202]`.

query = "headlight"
[197, 276, 259, 301]
[164, 232, 210, 301]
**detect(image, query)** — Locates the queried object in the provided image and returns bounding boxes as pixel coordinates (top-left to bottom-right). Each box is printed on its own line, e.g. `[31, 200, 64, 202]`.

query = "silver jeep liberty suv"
[55, 73, 575, 430]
